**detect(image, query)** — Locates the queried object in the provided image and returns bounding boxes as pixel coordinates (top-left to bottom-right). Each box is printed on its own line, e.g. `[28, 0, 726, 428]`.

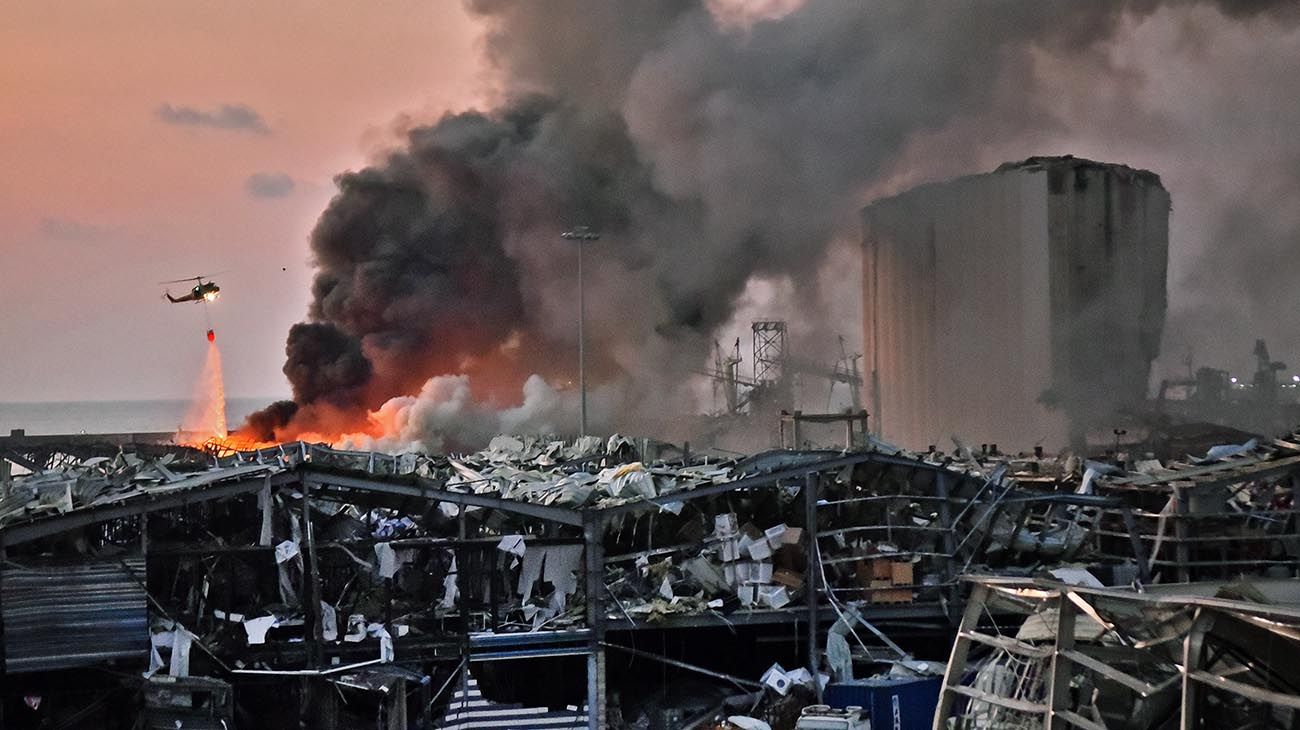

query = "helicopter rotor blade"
[157, 271, 228, 285]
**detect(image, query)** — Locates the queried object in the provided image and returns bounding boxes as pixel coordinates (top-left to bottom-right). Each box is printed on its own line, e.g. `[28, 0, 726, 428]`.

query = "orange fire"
[218, 327, 599, 451]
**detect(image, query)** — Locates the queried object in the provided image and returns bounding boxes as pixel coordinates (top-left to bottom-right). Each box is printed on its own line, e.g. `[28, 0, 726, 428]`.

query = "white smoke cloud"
[337, 374, 571, 453]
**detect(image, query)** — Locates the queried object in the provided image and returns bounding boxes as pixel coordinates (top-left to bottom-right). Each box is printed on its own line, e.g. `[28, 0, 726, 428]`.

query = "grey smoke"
[245, 172, 295, 199]
[247, 0, 1300, 446]
[156, 103, 271, 134]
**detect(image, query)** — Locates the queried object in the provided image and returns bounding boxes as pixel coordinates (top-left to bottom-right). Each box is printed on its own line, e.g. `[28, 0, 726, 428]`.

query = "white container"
[714, 513, 739, 537]
[764, 524, 788, 548]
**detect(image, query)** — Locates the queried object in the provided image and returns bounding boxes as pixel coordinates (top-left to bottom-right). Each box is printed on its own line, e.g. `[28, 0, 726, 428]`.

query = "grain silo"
[863, 156, 1169, 451]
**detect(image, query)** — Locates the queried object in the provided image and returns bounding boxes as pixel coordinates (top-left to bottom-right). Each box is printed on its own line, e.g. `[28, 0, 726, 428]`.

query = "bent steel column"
[584, 513, 607, 729]
[805, 471, 822, 702]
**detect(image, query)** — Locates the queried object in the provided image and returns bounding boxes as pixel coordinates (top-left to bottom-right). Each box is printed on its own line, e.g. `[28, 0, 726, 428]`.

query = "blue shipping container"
[823, 677, 942, 730]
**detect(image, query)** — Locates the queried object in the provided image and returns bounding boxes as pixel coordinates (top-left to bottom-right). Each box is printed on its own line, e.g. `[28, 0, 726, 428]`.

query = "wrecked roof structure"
[3, 430, 1300, 728]
[935, 574, 1300, 729]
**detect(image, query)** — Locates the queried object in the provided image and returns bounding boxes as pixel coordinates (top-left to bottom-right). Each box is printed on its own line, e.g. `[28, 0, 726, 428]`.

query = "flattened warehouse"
[4, 426, 1300, 729]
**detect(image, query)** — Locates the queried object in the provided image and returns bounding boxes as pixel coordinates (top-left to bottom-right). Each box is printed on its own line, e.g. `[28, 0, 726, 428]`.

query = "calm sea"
[0, 398, 276, 436]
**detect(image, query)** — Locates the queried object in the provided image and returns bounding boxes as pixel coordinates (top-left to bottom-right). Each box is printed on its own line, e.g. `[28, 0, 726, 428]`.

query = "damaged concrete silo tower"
[863, 156, 1169, 451]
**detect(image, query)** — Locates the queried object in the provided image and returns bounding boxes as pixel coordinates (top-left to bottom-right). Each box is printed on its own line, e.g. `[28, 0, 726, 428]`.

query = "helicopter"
[162, 275, 221, 304]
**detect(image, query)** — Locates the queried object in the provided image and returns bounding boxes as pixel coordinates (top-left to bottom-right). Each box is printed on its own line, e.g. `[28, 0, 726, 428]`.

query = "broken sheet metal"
[935, 575, 1300, 730]
[147, 621, 197, 678]
[209, 434, 790, 513]
[1, 558, 148, 673]
[7, 425, 1300, 726]
[438, 670, 588, 729]
[0, 456, 280, 539]
[0, 429, 1013, 547]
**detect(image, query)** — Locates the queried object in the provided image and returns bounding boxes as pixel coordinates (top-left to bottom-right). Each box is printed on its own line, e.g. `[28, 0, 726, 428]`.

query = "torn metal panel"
[2, 558, 147, 673]
[934, 576, 1300, 730]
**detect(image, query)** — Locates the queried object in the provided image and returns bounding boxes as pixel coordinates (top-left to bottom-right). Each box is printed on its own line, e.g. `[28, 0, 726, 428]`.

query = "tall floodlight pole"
[561, 226, 600, 436]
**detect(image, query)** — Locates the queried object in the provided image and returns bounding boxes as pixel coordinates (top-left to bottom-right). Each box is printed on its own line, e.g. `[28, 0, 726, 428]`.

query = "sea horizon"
[0, 397, 285, 436]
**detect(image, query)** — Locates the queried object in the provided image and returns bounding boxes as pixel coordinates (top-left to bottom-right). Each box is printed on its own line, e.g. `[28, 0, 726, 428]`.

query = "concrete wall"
[1042, 160, 1169, 445]
[862, 157, 1168, 451]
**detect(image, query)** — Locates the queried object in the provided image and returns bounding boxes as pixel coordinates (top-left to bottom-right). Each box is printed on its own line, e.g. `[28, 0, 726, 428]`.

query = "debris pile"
[935, 574, 1300, 729]
[4, 429, 1300, 727]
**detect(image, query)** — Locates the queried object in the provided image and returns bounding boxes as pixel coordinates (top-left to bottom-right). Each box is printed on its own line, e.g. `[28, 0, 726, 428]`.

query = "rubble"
[4, 428, 1300, 728]
[934, 574, 1300, 729]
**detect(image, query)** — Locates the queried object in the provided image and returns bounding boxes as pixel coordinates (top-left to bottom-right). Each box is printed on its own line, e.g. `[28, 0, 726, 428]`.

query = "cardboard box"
[772, 568, 804, 590]
[854, 560, 874, 589]
[873, 588, 914, 604]
[773, 544, 806, 572]
[869, 579, 913, 604]
[871, 558, 893, 580]
[890, 561, 914, 586]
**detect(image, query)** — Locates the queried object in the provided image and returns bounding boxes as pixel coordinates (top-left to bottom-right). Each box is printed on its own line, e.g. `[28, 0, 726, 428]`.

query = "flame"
[228, 329, 588, 450]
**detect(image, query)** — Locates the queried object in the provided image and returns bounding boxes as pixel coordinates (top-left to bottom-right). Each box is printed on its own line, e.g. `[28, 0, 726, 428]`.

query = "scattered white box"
[764, 524, 788, 548]
[739, 585, 757, 607]
[746, 539, 773, 561]
[761, 663, 792, 695]
[761, 586, 791, 609]
[714, 513, 738, 536]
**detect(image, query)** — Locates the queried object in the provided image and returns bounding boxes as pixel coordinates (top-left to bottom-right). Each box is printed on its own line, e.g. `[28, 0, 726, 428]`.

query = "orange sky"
[0, 1, 486, 401]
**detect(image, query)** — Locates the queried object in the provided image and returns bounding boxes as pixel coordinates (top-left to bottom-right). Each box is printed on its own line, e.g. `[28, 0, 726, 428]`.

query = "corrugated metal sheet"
[2, 557, 147, 673]
[438, 673, 587, 729]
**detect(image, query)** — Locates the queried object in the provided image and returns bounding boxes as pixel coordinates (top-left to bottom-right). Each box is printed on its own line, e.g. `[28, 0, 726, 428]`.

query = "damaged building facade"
[863, 156, 1170, 452]
[4, 423, 1300, 728]
[1, 433, 1000, 729]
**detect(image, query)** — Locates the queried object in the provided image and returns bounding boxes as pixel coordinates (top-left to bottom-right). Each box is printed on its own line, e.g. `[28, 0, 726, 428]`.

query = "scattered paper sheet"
[441, 552, 459, 609]
[170, 630, 193, 678]
[518, 547, 546, 602]
[243, 615, 277, 645]
[274, 540, 300, 564]
[543, 545, 584, 597]
[374, 542, 399, 579]
[320, 601, 338, 642]
[497, 534, 527, 556]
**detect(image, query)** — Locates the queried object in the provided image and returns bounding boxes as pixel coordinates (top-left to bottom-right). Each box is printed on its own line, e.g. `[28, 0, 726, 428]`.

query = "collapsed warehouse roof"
[934, 574, 1300, 729]
[3, 429, 1300, 728]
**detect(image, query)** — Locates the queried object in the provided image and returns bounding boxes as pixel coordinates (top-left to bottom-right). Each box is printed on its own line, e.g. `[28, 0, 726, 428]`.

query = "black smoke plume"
[246, 0, 1300, 446]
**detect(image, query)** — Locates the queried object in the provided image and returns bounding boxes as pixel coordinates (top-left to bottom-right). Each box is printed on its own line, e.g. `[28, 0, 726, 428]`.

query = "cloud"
[39, 217, 114, 243]
[155, 103, 270, 134]
[245, 172, 295, 199]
